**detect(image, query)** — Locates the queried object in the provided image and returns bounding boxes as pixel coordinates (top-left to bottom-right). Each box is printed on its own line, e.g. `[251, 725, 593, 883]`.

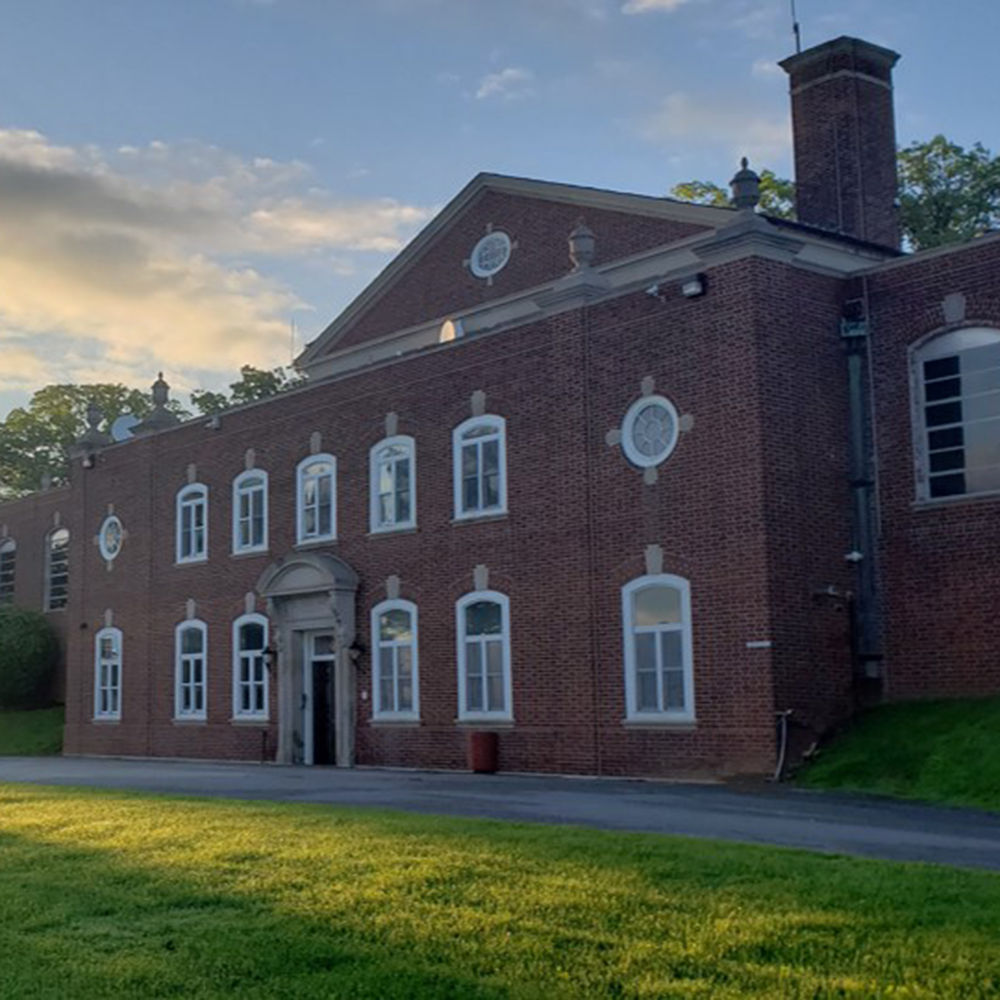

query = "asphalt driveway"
[2, 756, 1000, 871]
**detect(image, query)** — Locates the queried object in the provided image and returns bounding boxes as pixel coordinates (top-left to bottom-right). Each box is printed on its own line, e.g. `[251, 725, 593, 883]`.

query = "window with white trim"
[453, 416, 506, 519]
[370, 436, 416, 533]
[622, 575, 694, 722]
[175, 620, 208, 720]
[621, 395, 680, 469]
[233, 470, 268, 553]
[94, 626, 122, 720]
[0, 538, 15, 604]
[176, 484, 208, 563]
[371, 600, 419, 718]
[297, 455, 336, 543]
[457, 591, 512, 720]
[45, 528, 69, 611]
[914, 327, 1000, 500]
[233, 614, 268, 719]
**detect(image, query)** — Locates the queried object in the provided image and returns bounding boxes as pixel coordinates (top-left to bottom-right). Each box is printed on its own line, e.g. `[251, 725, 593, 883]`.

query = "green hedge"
[0, 607, 59, 709]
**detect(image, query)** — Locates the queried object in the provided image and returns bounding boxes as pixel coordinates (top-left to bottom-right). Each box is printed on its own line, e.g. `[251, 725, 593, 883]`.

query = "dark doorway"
[311, 660, 335, 765]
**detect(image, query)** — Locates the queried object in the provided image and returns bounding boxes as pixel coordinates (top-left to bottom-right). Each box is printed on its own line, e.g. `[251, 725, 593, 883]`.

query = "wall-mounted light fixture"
[680, 274, 707, 298]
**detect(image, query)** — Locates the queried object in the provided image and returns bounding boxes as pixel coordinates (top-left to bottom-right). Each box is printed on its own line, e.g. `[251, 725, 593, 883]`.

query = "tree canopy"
[670, 136, 1000, 251]
[0, 366, 302, 499]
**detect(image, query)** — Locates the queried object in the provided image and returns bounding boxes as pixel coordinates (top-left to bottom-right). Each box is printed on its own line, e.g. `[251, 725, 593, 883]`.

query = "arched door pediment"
[256, 551, 359, 600]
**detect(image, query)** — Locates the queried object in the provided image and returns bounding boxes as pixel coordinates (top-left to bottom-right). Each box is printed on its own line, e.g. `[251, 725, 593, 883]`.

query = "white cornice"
[297, 172, 734, 368]
[303, 214, 893, 382]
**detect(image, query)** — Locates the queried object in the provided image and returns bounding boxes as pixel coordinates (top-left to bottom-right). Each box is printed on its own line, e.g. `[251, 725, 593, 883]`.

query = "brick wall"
[868, 238, 1000, 699]
[63, 254, 849, 778]
[0, 487, 73, 699]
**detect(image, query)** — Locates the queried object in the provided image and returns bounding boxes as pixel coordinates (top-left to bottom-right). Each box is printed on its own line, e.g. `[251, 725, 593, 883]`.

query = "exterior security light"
[681, 275, 706, 298]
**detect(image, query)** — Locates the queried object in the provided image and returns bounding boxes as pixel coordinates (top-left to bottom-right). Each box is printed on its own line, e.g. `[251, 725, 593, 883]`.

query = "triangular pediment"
[298, 173, 732, 370]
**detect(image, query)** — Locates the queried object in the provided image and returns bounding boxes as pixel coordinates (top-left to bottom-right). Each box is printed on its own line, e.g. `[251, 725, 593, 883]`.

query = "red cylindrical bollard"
[468, 731, 499, 773]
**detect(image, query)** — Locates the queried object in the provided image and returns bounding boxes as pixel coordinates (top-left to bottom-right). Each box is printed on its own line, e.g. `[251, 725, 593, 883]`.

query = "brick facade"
[3, 34, 998, 778]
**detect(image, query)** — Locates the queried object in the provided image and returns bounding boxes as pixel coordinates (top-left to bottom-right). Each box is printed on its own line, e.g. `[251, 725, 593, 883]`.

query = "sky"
[1, 0, 998, 419]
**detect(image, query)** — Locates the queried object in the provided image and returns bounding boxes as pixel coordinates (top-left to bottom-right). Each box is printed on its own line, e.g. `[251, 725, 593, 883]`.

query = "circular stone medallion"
[469, 231, 512, 279]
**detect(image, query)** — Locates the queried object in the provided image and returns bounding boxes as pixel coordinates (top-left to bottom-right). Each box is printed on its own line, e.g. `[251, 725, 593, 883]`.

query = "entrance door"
[303, 632, 336, 765]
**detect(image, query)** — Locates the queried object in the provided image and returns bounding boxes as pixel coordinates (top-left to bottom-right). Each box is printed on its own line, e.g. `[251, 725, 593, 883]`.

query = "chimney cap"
[779, 35, 900, 77]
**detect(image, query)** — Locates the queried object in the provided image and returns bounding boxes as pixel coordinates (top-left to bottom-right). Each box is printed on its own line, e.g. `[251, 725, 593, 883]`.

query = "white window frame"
[621, 574, 695, 723]
[94, 626, 122, 721]
[176, 484, 209, 564]
[369, 436, 417, 534]
[175, 619, 208, 721]
[45, 527, 70, 612]
[453, 415, 507, 520]
[621, 395, 681, 469]
[0, 537, 16, 604]
[371, 599, 420, 720]
[232, 613, 269, 721]
[296, 455, 337, 544]
[232, 470, 269, 554]
[911, 326, 1000, 502]
[456, 590, 513, 722]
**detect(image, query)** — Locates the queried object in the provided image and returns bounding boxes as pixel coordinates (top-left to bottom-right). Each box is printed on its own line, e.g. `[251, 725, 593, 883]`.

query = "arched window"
[456, 590, 512, 720]
[453, 415, 507, 519]
[621, 575, 694, 722]
[176, 484, 209, 563]
[914, 327, 1000, 499]
[232, 613, 269, 720]
[175, 620, 208, 720]
[370, 436, 416, 533]
[371, 599, 419, 718]
[45, 528, 69, 611]
[0, 538, 16, 604]
[297, 455, 336, 543]
[94, 626, 122, 720]
[233, 470, 268, 554]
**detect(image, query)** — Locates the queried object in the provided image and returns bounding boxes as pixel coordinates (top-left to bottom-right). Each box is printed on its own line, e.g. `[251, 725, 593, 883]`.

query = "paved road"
[2, 756, 1000, 872]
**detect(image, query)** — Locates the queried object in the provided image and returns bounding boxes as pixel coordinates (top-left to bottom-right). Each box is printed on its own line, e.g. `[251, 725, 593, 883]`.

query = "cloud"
[639, 91, 791, 164]
[751, 56, 783, 79]
[0, 129, 433, 406]
[621, 0, 691, 13]
[475, 67, 536, 101]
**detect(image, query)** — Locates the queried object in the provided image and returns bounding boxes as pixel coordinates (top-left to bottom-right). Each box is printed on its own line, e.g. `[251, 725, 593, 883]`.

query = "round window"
[621, 395, 680, 468]
[469, 231, 512, 279]
[98, 515, 124, 562]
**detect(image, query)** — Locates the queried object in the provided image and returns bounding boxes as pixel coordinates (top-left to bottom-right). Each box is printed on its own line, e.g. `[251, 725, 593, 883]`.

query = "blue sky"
[1, 0, 998, 418]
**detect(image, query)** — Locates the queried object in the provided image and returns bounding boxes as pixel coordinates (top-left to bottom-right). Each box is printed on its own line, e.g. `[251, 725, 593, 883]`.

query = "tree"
[0, 365, 300, 499]
[0, 384, 165, 498]
[671, 169, 796, 218]
[670, 136, 1000, 250]
[0, 607, 59, 708]
[190, 365, 305, 416]
[897, 135, 1000, 249]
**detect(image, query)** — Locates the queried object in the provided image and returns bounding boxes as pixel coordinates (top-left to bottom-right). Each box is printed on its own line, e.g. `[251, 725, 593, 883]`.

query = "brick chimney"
[780, 36, 901, 249]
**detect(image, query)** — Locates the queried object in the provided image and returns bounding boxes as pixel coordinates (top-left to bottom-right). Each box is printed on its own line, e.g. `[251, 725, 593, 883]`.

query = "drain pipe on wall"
[842, 292, 884, 686]
[773, 710, 794, 782]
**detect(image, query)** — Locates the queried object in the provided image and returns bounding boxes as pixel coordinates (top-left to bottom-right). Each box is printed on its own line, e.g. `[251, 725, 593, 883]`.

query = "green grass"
[1, 785, 999, 997]
[797, 697, 1000, 812]
[0, 706, 63, 755]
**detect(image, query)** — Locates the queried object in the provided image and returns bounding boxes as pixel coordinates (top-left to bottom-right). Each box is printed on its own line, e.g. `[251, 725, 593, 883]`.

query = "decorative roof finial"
[133, 372, 181, 436]
[71, 397, 112, 457]
[730, 157, 761, 211]
[568, 218, 596, 271]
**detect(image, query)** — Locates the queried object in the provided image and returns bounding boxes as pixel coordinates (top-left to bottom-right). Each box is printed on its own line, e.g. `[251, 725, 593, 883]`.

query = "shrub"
[0, 607, 59, 709]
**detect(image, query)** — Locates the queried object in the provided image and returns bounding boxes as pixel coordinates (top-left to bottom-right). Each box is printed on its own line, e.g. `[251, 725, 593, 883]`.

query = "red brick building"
[2, 36, 998, 777]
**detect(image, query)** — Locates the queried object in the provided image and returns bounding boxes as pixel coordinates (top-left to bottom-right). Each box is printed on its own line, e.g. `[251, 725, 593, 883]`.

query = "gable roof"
[297, 172, 736, 369]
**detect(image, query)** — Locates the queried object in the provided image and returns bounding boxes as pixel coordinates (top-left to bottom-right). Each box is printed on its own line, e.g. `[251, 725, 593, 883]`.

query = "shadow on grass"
[1, 787, 1000, 998]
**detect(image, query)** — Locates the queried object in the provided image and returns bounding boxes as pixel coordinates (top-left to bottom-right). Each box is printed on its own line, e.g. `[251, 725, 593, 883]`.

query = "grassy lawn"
[1, 785, 999, 997]
[798, 697, 1000, 812]
[0, 706, 63, 755]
